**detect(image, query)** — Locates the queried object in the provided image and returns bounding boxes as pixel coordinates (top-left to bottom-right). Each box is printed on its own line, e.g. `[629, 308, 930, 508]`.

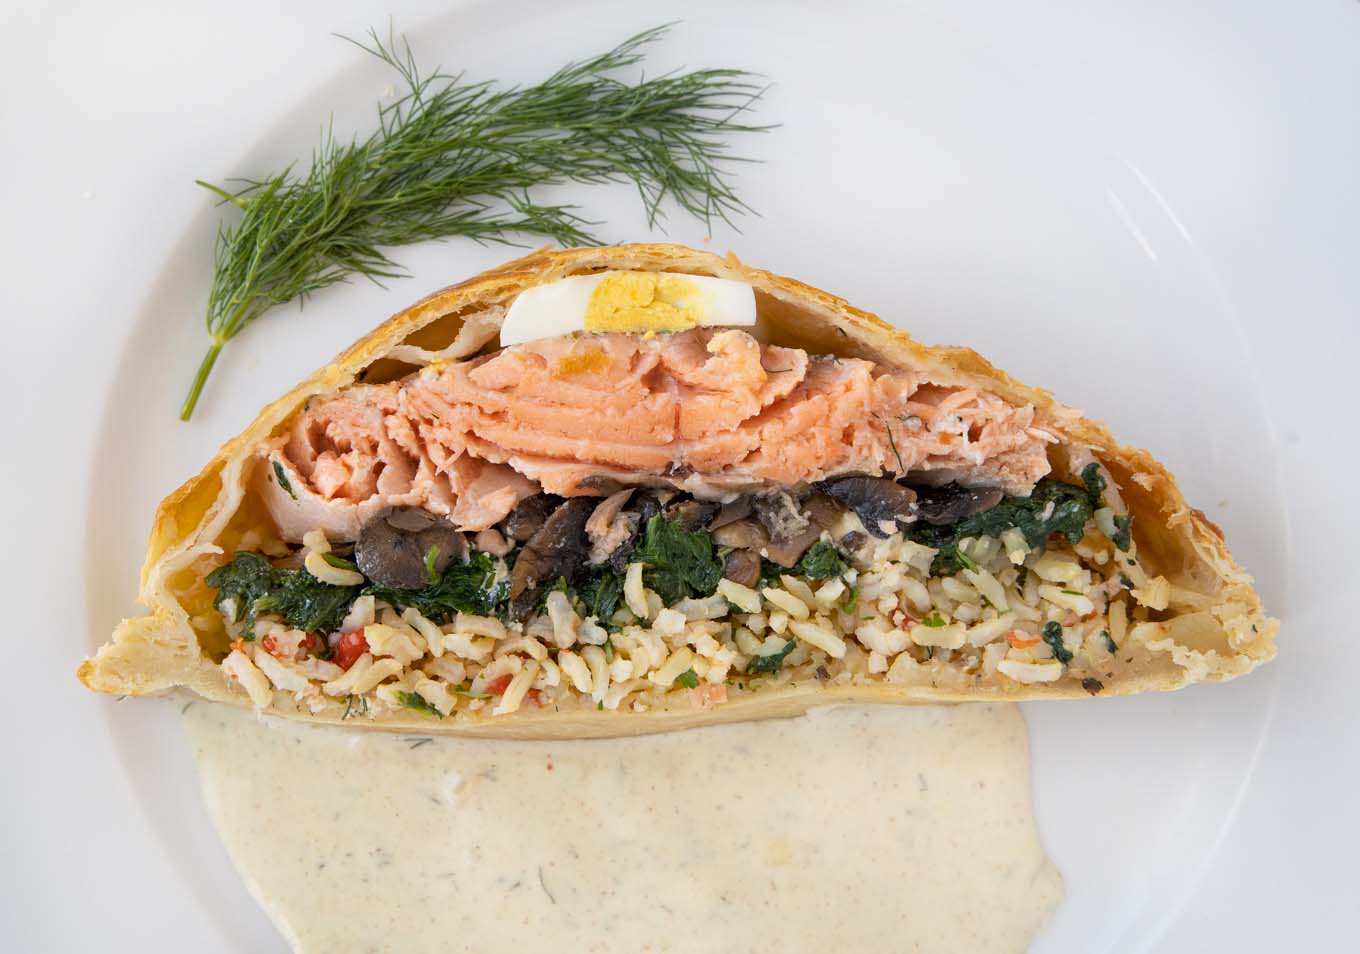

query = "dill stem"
[180, 341, 223, 420]
[195, 179, 249, 210]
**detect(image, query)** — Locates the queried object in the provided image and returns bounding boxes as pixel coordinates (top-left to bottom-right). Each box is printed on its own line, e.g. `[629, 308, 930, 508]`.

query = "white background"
[4, 1, 1358, 951]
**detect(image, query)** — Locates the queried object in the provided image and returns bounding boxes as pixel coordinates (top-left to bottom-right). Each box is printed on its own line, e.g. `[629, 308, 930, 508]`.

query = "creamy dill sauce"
[183, 703, 1061, 954]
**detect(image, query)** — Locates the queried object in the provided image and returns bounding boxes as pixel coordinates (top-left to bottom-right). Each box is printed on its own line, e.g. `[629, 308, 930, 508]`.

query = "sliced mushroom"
[666, 498, 719, 531]
[817, 475, 918, 538]
[751, 491, 812, 541]
[588, 491, 663, 573]
[801, 492, 846, 532]
[585, 490, 639, 565]
[912, 483, 1005, 526]
[722, 549, 762, 589]
[749, 491, 821, 567]
[503, 493, 564, 543]
[629, 490, 664, 526]
[578, 475, 627, 495]
[762, 525, 823, 567]
[839, 530, 869, 553]
[708, 495, 753, 531]
[711, 518, 769, 551]
[899, 468, 959, 488]
[509, 498, 594, 620]
[355, 507, 467, 589]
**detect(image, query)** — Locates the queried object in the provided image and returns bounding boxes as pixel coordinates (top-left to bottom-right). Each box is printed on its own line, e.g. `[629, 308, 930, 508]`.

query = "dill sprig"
[180, 24, 771, 419]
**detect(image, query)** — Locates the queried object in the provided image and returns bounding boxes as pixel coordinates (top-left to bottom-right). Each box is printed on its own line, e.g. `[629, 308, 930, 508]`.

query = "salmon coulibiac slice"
[80, 245, 1277, 737]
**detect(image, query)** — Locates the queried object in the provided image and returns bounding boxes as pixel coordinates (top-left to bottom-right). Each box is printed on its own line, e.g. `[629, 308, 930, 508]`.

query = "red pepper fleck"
[892, 608, 919, 630]
[485, 673, 514, 696]
[333, 630, 369, 671]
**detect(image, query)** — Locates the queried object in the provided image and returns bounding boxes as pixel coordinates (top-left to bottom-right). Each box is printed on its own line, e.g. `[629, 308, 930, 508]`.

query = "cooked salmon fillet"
[259, 329, 1054, 541]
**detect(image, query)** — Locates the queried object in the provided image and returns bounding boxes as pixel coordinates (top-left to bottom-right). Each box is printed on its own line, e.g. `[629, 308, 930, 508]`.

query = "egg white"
[499, 271, 756, 346]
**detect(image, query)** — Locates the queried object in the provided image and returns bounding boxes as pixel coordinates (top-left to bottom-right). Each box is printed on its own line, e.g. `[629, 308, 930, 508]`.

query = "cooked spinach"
[759, 542, 850, 586]
[322, 552, 359, 572]
[758, 559, 784, 587]
[423, 545, 441, 585]
[257, 570, 361, 634]
[365, 551, 506, 623]
[791, 541, 848, 579]
[673, 668, 700, 689]
[392, 690, 442, 718]
[576, 567, 624, 626]
[209, 541, 514, 636]
[630, 515, 723, 604]
[1080, 462, 1106, 503]
[1111, 514, 1133, 552]
[205, 552, 277, 635]
[908, 477, 1097, 576]
[748, 637, 796, 673]
[841, 580, 859, 614]
[1084, 462, 1137, 550]
[1042, 620, 1072, 664]
[206, 551, 361, 636]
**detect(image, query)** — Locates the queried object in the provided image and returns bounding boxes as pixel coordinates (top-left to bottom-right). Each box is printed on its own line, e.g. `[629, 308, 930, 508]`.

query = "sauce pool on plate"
[183, 702, 1062, 953]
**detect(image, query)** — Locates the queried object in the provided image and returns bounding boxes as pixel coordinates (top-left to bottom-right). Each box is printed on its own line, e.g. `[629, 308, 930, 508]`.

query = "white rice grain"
[674, 595, 729, 620]
[789, 618, 847, 659]
[414, 678, 458, 716]
[581, 645, 610, 703]
[624, 562, 649, 618]
[440, 632, 494, 663]
[911, 621, 966, 650]
[222, 649, 273, 708]
[494, 636, 549, 661]
[1109, 599, 1128, 646]
[402, 608, 445, 658]
[253, 651, 312, 694]
[1038, 584, 1095, 616]
[340, 595, 376, 633]
[544, 590, 580, 648]
[763, 587, 810, 620]
[492, 660, 540, 715]
[350, 658, 404, 695]
[304, 549, 365, 587]
[650, 647, 696, 686]
[717, 579, 761, 613]
[454, 613, 506, 640]
[558, 651, 594, 694]
[997, 657, 1063, 683]
[964, 568, 1009, 612]
[652, 608, 687, 637]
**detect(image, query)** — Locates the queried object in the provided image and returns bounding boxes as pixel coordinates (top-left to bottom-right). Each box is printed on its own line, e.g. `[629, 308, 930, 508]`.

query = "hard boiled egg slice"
[499, 270, 756, 347]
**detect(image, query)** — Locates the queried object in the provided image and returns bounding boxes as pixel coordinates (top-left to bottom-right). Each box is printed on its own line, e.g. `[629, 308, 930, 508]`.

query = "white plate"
[5, 1, 1357, 951]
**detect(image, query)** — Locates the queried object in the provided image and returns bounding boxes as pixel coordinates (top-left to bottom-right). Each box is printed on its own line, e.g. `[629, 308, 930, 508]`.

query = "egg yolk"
[551, 346, 612, 378]
[583, 272, 705, 333]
